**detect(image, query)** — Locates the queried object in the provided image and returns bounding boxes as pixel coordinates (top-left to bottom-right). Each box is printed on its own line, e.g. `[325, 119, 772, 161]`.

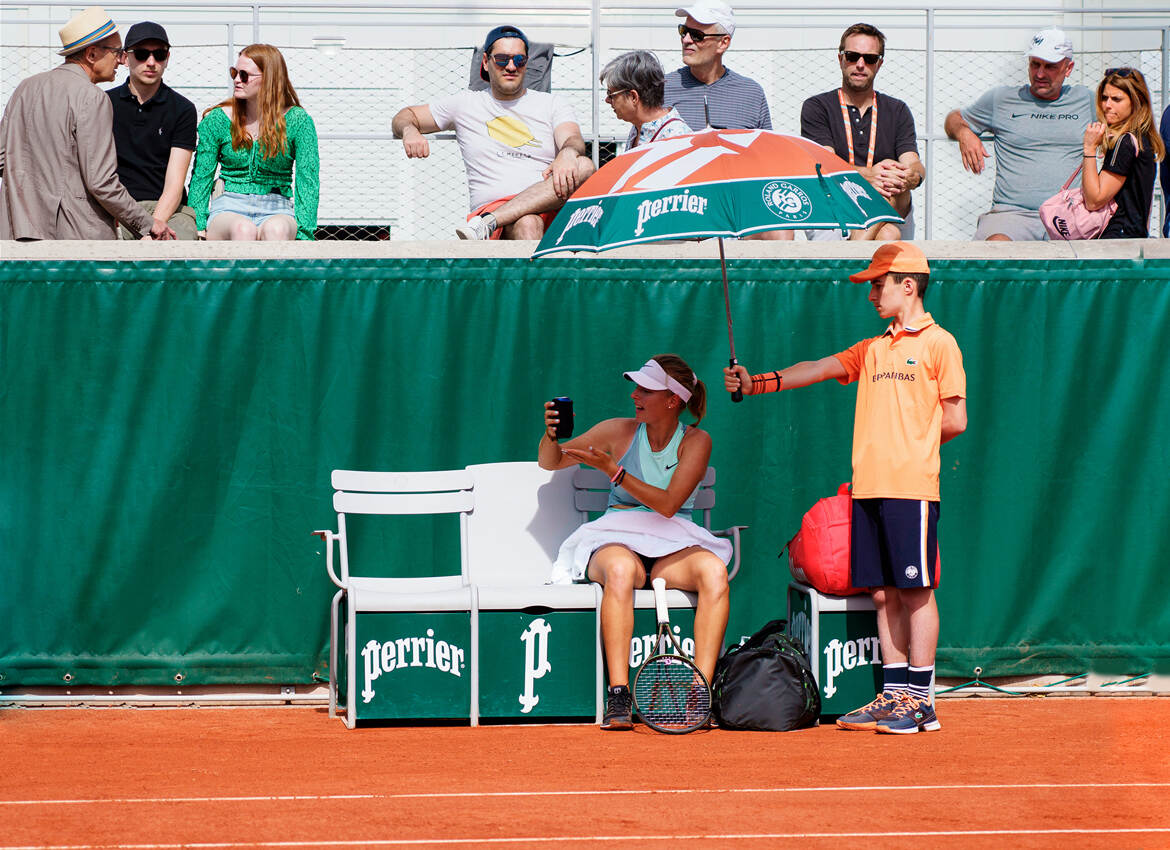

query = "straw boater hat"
[58, 6, 117, 56]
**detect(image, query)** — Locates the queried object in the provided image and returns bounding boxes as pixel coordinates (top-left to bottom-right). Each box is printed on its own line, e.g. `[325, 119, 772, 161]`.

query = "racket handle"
[730, 357, 744, 404]
[652, 577, 669, 625]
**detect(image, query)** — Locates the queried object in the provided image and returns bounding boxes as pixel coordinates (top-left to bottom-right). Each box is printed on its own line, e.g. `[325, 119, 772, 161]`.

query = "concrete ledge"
[1, 238, 1164, 262]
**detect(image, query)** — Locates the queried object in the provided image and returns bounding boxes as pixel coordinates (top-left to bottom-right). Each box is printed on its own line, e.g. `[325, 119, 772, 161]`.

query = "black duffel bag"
[712, 618, 821, 731]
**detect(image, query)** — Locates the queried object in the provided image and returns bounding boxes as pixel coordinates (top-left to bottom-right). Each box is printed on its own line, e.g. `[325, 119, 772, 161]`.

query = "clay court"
[4, 697, 1168, 849]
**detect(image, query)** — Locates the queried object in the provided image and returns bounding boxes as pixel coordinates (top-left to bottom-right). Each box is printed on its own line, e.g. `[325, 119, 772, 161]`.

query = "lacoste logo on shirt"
[906, 357, 918, 365]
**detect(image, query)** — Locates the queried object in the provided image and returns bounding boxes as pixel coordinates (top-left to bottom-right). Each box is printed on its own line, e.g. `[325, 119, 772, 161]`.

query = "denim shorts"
[209, 191, 294, 227]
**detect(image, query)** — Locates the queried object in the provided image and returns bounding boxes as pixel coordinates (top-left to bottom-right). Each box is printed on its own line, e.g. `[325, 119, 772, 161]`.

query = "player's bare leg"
[587, 545, 646, 686]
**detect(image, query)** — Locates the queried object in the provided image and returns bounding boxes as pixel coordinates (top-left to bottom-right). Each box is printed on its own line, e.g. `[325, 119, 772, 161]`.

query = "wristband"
[610, 465, 624, 483]
[747, 371, 782, 395]
[611, 466, 627, 487]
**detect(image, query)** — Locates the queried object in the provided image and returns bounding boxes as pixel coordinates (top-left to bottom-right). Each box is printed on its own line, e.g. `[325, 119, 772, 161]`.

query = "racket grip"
[652, 577, 669, 625]
[730, 357, 744, 404]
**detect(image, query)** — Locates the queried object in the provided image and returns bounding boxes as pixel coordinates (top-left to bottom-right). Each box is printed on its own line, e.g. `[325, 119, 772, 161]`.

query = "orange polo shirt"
[833, 313, 966, 501]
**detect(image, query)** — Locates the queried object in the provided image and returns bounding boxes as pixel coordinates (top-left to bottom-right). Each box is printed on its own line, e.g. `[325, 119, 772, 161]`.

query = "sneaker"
[875, 695, 941, 734]
[455, 214, 494, 240]
[836, 691, 901, 731]
[601, 686, 633, 730]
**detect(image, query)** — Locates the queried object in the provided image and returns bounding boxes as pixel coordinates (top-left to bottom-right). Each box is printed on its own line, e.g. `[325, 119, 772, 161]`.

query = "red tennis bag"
[786, 484, 943, 596]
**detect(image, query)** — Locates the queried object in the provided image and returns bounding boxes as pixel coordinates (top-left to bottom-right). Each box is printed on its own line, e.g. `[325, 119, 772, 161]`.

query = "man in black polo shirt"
[108, 21, 197, 239]
[800, 23, 924, 241]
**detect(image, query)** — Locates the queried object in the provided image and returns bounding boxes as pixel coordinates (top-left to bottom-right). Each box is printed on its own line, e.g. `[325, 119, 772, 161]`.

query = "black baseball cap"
[125, 21, 170, 49]
[480, 25, 528, 81]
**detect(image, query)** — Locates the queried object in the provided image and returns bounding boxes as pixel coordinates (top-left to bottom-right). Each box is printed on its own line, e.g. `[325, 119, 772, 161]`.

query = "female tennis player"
[538, 354, 731, 730]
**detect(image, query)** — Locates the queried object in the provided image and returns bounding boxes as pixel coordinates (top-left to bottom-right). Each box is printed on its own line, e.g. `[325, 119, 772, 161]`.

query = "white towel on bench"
[548, 509, 733, 584]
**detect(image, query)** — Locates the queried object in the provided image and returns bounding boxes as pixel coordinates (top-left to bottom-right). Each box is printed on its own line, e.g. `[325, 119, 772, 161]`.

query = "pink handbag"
[1040, 138, 1130, 240]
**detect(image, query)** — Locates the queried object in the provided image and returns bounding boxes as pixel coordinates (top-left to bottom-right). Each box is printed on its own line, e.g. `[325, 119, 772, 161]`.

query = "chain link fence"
[2, 2, 1167, 240]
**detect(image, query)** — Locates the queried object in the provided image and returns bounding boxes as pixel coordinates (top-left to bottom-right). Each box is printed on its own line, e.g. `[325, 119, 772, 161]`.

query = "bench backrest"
[465, 462, 584, 586]
[331, 468, 474, 583]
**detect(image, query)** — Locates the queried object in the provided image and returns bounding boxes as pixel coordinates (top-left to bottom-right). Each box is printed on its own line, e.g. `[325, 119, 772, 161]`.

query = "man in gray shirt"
[664, 1, 771, 132]
[944, 28, 1092, 241]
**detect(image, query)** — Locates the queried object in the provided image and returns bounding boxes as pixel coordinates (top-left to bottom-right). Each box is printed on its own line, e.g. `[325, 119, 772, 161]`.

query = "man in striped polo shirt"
[665, 1, 787, 239]
[723, 242, 967, 734]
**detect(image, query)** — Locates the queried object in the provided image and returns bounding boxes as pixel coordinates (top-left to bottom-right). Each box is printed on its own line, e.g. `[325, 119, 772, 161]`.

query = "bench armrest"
[312, 530, 345, 589]
[711, 524, 748, 582]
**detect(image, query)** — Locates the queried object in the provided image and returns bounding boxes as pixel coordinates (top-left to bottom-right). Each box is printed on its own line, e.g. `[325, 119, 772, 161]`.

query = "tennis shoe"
[875, 695, 941, 734]
[455, 214, 494, 240]
[601, 685, 633, 730]
[836, 691, 901, 731]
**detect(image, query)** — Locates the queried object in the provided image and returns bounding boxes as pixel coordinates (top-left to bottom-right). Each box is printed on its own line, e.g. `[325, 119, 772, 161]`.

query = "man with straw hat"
[0, 7, 174, 240]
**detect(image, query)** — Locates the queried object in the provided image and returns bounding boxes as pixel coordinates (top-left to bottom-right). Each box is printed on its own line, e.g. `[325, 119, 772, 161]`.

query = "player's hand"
[149, 219, 176, 240]
[402, 127, 430, 159]
[723, 364, 752, 395]
[543, 400, 560, 441]
[1083, 122, 1106, 154]
[548, 151, 581, 200]
[562, 445, 615, 477]
[957, 129, 987, 174]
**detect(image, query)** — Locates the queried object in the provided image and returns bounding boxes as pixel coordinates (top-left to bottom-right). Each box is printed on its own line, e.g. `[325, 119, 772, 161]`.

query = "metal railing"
[2, 1, 1167, 240]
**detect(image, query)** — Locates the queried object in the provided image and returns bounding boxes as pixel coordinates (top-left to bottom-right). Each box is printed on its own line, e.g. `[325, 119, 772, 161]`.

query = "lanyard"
[837, 88, 878, 168]
[633, 116, 683, 148]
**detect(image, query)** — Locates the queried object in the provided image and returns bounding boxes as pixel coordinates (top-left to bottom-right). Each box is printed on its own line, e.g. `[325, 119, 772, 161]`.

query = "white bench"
[316, 461, 744, 727]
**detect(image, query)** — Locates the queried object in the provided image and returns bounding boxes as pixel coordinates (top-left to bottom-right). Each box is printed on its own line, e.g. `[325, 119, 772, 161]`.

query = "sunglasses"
[1105, 67, 1136, 78]
[605, 88, 631, 103]
[678, 24, 725, 43]
[93, 45, 125, 56]
[840, 50, 883, 65]
[229, 66, 260, 83]
[489, 53, 528, 69]
[131, 47, 169, 62]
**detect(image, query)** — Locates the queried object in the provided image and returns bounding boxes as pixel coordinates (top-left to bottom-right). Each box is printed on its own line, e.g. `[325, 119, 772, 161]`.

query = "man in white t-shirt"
[392, 25, 595, 240]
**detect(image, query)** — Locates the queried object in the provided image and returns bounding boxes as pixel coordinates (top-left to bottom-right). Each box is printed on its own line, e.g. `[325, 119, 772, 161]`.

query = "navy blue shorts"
[850, 498, 939, 589]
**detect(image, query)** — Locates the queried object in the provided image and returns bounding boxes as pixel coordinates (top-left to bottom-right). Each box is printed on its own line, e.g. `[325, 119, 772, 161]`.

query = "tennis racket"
[632, 577, 712, 733]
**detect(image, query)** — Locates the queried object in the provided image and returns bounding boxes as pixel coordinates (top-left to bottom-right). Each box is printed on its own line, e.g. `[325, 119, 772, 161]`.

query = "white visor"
[623, 359, 693, 403]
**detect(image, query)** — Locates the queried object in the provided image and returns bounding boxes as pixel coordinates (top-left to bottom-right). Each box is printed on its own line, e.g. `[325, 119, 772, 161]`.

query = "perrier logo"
[762, 180, 811, 222]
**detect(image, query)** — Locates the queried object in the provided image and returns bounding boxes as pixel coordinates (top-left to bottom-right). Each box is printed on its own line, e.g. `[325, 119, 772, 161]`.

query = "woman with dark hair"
[188, 44, 319, 240]
[539, 354, 730, 730]
[1081, 66, 1165, 238]
[600, 50, 693, 148]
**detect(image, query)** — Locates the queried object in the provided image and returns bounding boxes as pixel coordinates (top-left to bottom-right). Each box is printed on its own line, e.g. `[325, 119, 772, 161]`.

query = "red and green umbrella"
[533, 129, 901, 400]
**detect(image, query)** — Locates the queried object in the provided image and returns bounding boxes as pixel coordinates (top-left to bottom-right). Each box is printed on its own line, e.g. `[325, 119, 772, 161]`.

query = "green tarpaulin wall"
[3, 255, 1168, 686]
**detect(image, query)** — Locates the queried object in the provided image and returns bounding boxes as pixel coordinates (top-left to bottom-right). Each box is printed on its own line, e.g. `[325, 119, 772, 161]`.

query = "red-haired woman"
[189, 44, 319, 240]
[1081, 66, 1165, 238]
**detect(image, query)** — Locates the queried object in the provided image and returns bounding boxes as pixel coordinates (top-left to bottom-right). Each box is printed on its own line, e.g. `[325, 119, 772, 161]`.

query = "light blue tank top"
[606, 422, 698, 513]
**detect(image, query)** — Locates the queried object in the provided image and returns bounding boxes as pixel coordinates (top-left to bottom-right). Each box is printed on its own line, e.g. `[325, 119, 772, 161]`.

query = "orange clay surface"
[2, 697, 1168, 849]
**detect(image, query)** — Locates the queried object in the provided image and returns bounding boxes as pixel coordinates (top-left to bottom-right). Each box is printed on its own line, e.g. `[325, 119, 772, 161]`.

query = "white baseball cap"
[676, 1, 735, 38]
[1026, 28, 1073, 63]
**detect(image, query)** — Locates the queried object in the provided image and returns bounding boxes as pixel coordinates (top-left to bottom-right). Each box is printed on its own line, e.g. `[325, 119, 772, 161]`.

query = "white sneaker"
[456, 215, 494, 240]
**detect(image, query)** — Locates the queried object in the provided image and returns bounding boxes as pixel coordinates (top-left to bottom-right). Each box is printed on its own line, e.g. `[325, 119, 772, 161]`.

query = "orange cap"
[848, 241, 931, 283]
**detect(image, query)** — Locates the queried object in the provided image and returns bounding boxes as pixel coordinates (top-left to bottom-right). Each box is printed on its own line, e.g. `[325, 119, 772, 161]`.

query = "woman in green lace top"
[188, 44, 319, 240]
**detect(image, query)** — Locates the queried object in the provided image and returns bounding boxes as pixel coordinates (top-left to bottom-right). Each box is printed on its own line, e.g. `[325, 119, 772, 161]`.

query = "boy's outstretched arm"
[724, 356, 848, 396]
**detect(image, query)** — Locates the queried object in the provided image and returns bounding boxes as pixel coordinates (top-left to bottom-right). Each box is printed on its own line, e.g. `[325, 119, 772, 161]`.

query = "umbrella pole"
[718, 237, 744, 404]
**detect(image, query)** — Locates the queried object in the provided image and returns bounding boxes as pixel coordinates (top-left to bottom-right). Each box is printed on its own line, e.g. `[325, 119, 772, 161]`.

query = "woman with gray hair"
[600, 50, 692, 149]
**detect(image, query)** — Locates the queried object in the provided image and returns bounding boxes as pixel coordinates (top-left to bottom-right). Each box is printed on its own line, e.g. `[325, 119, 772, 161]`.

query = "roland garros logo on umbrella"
[536, 129, 900, 255]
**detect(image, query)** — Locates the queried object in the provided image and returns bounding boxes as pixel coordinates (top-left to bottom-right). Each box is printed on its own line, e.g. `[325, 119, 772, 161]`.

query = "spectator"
[801, 23, 924, 241]
[945, 28, 1092, 241]
[540, 355, 731, 730]
[392, 25, 594, 241]
[0, 6, 173, 240]
[1160, 104, 1170, 237]
[665, 3, 786, 239]
[664, 1, 770, 132]
[1080, 68, 1164, 239]
[601, 51, 693, 149]
[108, 22, 198, 240]
[188, 44, 319, 241]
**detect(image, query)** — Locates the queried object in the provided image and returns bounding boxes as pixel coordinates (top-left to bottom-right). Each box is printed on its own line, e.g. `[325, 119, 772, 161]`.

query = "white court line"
[4, 828, 1170, 849]
[1, 782, 1167, 806]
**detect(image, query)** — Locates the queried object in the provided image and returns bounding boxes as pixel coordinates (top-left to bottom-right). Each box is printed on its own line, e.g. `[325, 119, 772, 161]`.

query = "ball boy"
[724, 241, 966, 733]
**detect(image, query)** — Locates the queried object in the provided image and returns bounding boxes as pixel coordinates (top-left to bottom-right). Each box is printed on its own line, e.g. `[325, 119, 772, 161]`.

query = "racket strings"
[633, 655, 711, 732]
